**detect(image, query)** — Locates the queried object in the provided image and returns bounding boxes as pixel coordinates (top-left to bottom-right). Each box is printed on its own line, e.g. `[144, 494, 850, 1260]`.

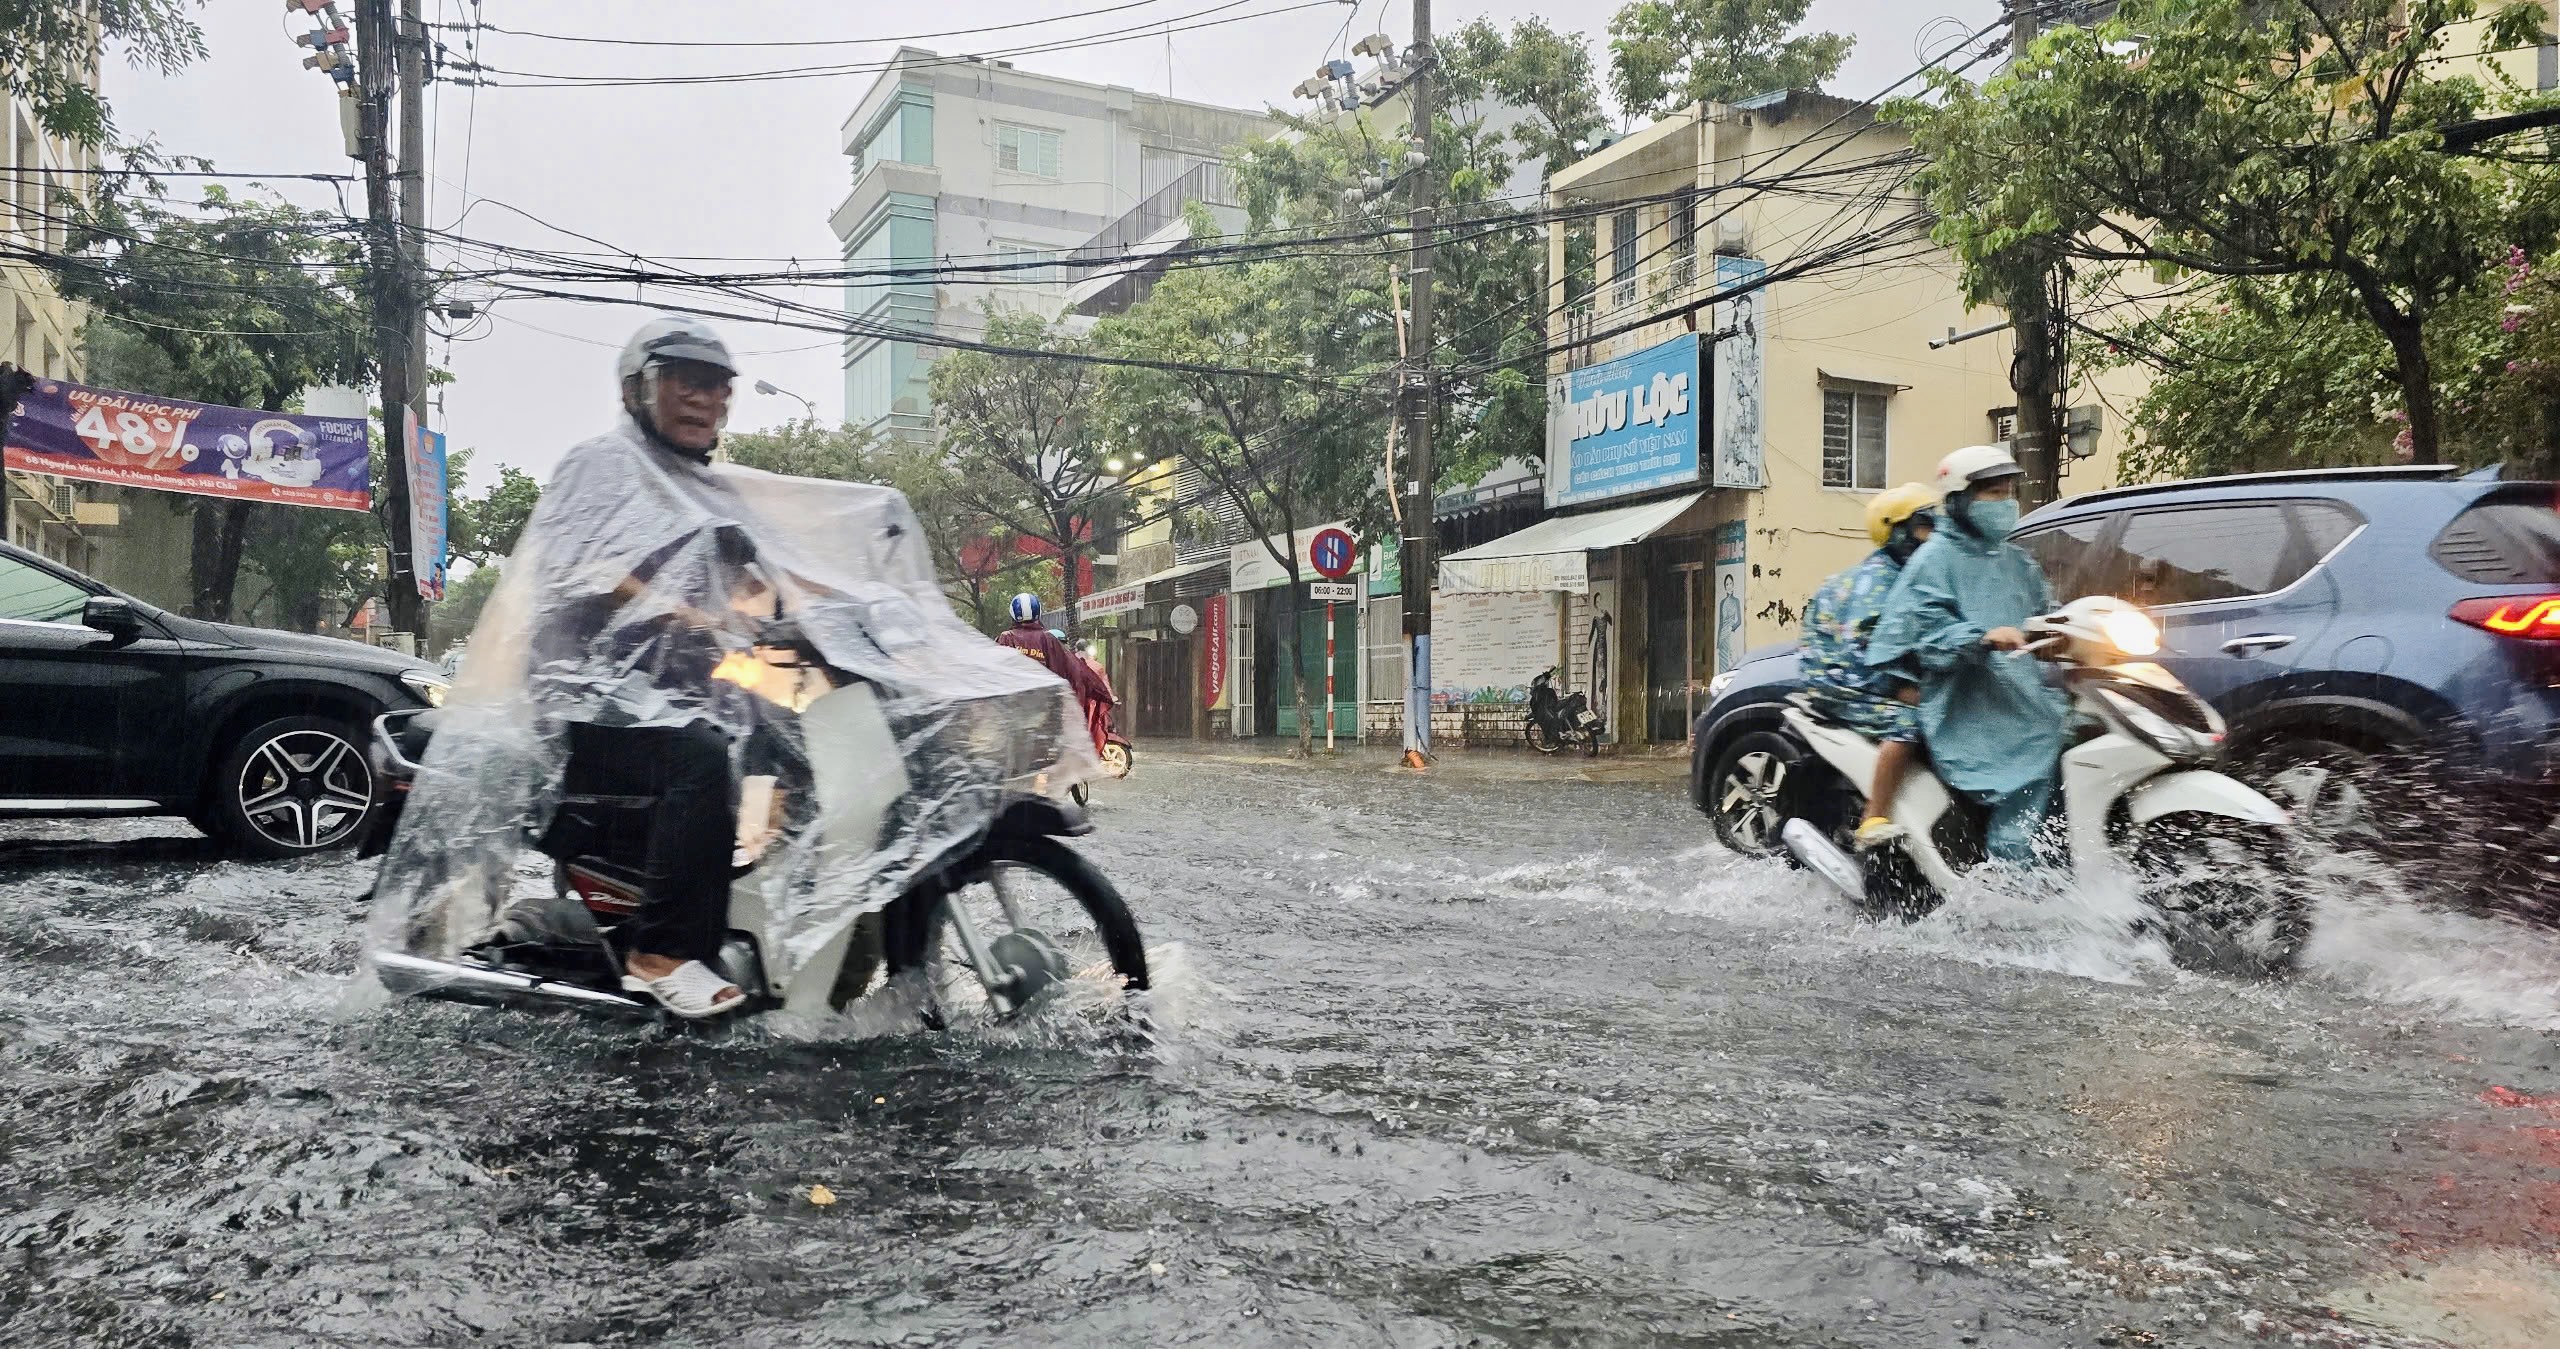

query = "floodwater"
[3, 747, 2559, 1347]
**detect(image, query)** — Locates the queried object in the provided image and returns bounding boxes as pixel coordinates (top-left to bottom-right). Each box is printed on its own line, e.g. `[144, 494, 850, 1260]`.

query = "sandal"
[622, 960, 748, 1019]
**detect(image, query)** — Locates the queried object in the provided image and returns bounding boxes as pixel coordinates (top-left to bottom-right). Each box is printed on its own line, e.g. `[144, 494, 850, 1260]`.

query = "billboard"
[1545, 333, 1700, 508]
[407, 410, 449, 601]
[3, 377, 371, 511]
[1713, 521, 1748, 675]
[1711, 256, 1768, 489]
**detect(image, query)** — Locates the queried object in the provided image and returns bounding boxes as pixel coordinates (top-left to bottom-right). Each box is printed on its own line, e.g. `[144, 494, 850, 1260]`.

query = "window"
[2086, 504, 2339, 608]
[2014, 514, 2113, 600]
[1820, 388, 1889, 489]
[995, 122, 1063, 178]
[1610, 208, 1638, 305]
[0, 553, 89, 624]
[989, 239, 1061, 285]
[2431, 488, 2560, 583]
[1668, 192, 1698, 286]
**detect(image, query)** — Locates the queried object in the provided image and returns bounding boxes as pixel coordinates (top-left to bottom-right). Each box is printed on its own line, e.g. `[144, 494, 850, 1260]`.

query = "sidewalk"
[1131, 738, 1692, 786]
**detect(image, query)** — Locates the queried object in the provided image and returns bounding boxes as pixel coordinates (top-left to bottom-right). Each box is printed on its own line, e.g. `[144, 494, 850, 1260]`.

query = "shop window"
[1821, 387, 1889, 489]
[995, 123, 1063, 179]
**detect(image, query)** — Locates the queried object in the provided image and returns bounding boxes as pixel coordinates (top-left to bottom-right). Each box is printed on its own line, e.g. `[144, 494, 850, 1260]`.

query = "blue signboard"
[1546, 333, 1701, 508]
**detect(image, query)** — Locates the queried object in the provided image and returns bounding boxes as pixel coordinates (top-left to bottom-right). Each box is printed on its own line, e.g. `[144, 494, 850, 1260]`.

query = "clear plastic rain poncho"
[363, 416, 1098, 976]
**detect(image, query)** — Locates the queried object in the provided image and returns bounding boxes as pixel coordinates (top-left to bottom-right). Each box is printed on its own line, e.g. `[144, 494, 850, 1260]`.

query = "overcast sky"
[100, 0, 2000, 485]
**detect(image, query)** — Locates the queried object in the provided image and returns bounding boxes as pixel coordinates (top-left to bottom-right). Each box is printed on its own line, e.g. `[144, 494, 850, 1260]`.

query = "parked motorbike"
[1525, 666, 1604, 755]
[1775, 595, 2310, 973]
[361, 619, 1150, 1025]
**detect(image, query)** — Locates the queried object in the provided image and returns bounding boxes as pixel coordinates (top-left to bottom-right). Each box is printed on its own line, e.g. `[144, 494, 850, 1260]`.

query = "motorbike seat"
[537, 793, 659, 864]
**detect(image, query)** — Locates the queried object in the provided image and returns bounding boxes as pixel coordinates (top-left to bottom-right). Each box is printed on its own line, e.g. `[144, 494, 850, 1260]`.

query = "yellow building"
[0, 89, 104, 571]
[1432, 90, 2141, 748]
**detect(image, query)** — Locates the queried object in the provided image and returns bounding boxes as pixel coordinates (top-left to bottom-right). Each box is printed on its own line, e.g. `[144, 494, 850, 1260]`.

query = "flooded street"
[5, 747, 2560, 1348]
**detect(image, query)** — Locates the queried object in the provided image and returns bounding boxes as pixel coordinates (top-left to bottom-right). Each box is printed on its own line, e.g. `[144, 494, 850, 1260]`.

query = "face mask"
[1966, 498, 2021, 538]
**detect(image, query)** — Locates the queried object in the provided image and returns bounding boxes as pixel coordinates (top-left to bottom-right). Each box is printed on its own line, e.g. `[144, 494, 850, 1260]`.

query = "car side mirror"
[82, 595, 141, 639]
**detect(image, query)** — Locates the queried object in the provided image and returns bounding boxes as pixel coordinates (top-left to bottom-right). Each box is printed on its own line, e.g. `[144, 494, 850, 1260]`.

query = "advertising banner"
[1428, 589, 1554, 708]
[1077, 582, 1144, 620]
[1545, 333, 1700, 508]
[2, 377, 371, 512]
[407, 411, 449, 601]
[1711, 256, 1768, 489]
[1201, 593, 1229, 709]
[1712, 521, 1748, 675]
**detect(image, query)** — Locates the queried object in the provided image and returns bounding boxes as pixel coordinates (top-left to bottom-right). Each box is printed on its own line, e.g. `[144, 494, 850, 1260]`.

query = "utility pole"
[1397, 0, 1436, 770]
[2006, 0, 2064, 508]
[353, 0, 420, 634]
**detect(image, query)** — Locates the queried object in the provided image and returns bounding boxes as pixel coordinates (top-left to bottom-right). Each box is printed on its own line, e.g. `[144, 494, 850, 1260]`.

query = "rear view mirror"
[82, 595, 141, 638]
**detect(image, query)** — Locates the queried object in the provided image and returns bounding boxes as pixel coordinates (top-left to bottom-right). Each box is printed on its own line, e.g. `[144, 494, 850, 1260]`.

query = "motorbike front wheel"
[2133, 813, 2312, 977]
[884, 833, 1150, 1021]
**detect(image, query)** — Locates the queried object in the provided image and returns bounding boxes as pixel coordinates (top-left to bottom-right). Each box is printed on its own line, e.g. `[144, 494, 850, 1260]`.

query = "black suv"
[0, 540, 448, 856]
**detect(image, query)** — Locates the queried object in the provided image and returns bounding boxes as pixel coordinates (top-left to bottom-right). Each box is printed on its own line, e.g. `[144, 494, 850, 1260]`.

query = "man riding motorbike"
[996, 594, 1114, 714]
[1799, 483, 1936, 849]
[1864, 446, 2072, 864]
[524, 314, 765, 1018]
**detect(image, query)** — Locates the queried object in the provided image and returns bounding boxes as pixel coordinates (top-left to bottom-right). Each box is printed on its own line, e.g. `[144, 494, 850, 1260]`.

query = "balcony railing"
[1068, 162, 1238, 269]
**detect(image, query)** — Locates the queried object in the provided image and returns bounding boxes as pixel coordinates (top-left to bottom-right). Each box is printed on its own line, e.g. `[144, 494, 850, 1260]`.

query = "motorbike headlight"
[400, 670, 450, 708]
[1708, 670, 1739, 699]
[2101, 608, 2161, 657]
[2095, 686, 2214, 761]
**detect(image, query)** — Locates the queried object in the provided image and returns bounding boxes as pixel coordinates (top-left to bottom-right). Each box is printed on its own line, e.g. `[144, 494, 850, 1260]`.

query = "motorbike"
[360, 618, 1151, 1025]
[1525, 666, 1604, 755]
[1774, 595, 2310, 973]
[1068, 656, 1133, 809]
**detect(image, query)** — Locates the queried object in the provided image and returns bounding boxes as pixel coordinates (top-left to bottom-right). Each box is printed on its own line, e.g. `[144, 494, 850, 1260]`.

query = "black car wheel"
[210, 715, 377, 859]
[1707, 730, 1803, 857]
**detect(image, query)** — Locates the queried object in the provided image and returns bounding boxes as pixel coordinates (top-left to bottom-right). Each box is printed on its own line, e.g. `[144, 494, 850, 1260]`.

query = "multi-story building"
[1410, 89, 2144, 749]
[830, 49, 1277, 446]
[0, 88, 105, 573]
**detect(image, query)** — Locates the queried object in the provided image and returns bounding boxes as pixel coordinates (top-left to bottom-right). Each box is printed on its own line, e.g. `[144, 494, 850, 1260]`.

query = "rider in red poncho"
[996, 593, 1114, 739]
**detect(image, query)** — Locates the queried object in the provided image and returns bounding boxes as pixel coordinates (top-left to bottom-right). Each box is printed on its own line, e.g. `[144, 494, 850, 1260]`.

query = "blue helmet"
[1010, 592, 1043, 623]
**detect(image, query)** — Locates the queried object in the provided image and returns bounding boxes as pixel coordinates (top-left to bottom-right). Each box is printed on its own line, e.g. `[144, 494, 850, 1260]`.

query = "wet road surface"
[4, 745, 2560, 1347]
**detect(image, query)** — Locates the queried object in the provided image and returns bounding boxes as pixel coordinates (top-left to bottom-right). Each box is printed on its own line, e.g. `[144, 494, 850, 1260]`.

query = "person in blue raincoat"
[1864, 445, 2072, 863]
[1799, 482, 1937, 849]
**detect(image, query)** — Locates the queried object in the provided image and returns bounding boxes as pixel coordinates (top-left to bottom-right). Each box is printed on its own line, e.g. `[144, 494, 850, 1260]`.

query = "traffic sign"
[1308, 581, 1358, 602]
[1308, 526, 1356, 579]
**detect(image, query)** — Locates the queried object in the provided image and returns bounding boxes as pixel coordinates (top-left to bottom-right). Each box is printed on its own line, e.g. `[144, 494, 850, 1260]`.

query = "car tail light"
[2450, 595, 2560, 638]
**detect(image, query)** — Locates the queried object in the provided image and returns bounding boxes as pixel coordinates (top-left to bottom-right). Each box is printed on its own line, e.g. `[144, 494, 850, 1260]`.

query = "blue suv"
[1691, 465, 2560, 861]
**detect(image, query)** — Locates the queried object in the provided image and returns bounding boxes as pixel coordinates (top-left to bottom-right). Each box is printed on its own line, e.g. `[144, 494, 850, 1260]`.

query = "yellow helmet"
[1865, 482, 1937, 546]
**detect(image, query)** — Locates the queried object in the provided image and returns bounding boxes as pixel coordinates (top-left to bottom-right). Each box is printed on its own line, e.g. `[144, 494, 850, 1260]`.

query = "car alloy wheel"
[236, 726, 375, 852]
[1718, 749, 1789, 853]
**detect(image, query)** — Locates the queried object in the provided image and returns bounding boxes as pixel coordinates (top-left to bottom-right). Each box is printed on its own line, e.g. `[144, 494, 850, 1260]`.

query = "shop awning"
[1436, 492, 1702, 594]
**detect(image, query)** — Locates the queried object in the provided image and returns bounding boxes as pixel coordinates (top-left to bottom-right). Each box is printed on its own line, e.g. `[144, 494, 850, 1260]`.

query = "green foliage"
[428, 562, 501, 657]
[0, 2, 207, 145]
[1606, 0, 1854, 123]
[1893, 0, 2560, 464]
[928, 311, 1126, 632]
[1442, 17, 1611, 178]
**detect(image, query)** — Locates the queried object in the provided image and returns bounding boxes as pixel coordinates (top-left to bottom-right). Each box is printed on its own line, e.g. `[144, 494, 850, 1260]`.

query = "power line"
[432, 0, 1206, 50]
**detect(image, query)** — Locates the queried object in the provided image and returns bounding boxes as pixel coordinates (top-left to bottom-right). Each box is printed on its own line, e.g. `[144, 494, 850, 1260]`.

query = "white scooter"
[1778, 595, 2309, 972]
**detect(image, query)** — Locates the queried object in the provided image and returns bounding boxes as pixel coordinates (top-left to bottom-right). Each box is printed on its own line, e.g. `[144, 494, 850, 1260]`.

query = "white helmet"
[1933, 444, 2024, 499]
[616, 314, 738, 386]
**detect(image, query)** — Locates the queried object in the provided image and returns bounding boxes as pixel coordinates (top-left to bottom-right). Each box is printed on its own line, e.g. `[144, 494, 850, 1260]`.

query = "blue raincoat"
[1865, 524, 2070, 806]
[1799, 549, 1920, 741]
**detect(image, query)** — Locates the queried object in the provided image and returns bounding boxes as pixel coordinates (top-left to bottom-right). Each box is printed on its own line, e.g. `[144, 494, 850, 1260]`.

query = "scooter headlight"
[2101, 608, 2161, 657]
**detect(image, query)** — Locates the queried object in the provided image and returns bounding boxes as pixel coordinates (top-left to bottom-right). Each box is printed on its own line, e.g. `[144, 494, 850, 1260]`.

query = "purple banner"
[4, 377, 372, 513]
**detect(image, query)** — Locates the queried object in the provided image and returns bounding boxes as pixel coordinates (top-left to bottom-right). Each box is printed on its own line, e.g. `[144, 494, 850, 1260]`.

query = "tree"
[1895, 0, 2560, 464]
[2, 3, 207, 145]
[1443, 18, 1611, 178]
[927, 311, 1125, 638]
[720, 419, 1013, 630]
[51, 169, 372, 619]
[1607, 0, 1854, 123]
[450, 458, 540, 565]
[1094, 243, 1379, 756]
[428, 562, 501, 657]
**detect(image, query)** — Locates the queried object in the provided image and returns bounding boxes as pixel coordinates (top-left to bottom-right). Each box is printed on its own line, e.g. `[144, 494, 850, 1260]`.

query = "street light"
[753, 379, 817, 421]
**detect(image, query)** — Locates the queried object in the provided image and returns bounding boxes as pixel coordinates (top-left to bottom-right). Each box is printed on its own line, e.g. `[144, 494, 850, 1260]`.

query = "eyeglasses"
[658, 362, 733, 396]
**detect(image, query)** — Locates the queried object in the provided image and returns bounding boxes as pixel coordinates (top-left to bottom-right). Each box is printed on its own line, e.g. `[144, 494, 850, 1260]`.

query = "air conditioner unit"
[1713, 214, 1751, 256]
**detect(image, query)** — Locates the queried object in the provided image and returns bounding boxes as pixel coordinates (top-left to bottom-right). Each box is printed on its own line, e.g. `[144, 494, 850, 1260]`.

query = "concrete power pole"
[2006, 0, 2065, 509]
[1398, 0, 1437, 769]
[354, 0, 419, 635]
[398, 0, 432, 630]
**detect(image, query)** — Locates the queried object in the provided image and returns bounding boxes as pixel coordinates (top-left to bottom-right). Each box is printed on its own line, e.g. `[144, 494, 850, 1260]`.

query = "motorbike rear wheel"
[1525, 719, 1564, 755]
[884, 833, 1150, 1022]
